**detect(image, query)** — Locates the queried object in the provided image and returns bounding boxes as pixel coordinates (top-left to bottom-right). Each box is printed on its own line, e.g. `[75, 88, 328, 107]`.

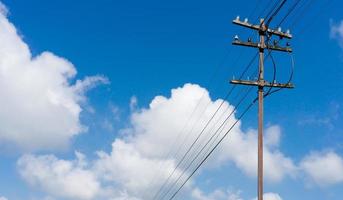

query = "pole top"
[260, 18, 266, 32]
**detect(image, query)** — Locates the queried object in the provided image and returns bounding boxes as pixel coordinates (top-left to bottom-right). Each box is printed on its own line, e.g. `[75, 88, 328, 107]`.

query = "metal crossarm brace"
[232, 18, 292, 39]
[230, 80, 294, 88]
[232, 40, 292, 52]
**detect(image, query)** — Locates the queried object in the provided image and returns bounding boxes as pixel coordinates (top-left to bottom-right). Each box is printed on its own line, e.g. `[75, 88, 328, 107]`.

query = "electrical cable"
[293, 0, 333, 39]
[151, 53, 258, 200]
[277, 0, 302, 28]
[263, 34, 277, 97]
[145, 47, 233, 199]
[161, 86, 254, 200]
[265, 52, 294, 97]
[263, 0, 283, 25]
[256, 0, 275, 22]
[266, 0, 287, 27]
[167, 0, 330, 197]
[167, 96, 258, 200]
[289, 0, 316, 30]
[263, 0, 302, 97]
[147, 2, 267, 194]
[153, 1, 295, 198]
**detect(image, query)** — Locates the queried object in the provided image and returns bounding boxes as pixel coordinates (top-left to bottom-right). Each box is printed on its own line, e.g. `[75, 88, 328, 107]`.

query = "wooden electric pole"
[230, 17, 294, 200]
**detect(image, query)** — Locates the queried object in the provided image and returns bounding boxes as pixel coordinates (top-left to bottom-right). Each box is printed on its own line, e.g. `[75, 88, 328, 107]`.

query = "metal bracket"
[232, 40, 292, 52]
[230, 79, 294, 88]
[232, 19, 292, 39]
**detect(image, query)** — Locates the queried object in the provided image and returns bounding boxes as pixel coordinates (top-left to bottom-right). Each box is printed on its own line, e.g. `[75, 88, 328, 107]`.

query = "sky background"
[0, 0, 342, 200]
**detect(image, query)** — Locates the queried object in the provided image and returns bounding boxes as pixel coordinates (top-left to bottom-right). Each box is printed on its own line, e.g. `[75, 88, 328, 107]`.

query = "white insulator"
[236, 16, 240, 21]
[244, 18, 248, 23]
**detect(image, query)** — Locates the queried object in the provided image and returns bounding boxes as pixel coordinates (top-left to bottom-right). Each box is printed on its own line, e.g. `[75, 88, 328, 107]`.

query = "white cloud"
[17, 152, 100, 200]
[264, 193, 283, 200]
[94, 83, 295, 198]
[129, 95, 138, 111]
[17, 142, 179, 200]
[192, 187, 243, 200]
[330, 19, 343, 48]
[109, 191, 141, 200]
[192, 188, 283, 200]
[2, 1, 340, 199]
[0, 4, 108, 151]
[263, 193, 283, 200]
[300, 151, 343, 186]
[128, 84, 295, 182]
[94, 139, 180, 199]
[0, 2, 7, 16]
[216, 125, 296, 182]
[18, 83, 296, 200]
[252, 193, 282, 200]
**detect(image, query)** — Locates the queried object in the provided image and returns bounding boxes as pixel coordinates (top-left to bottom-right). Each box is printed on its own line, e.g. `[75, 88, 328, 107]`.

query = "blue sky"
[0, 0, 342, 200]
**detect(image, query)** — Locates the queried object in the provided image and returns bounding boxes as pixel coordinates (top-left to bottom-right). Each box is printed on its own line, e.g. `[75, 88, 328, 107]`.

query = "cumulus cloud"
[122, 84, 296, 183]
[17, 143, 179, 200]
[94, 83, 234, 198]
[100, 83, 305, 199]
[18, 83, 296, 200]
[217, 125, 296, 182]
[2, 1, 340, 199]
[94, 140, 180, 199]
[17, 152, 100, 200]
[0, 4, 107, 151]
[300, 151, 343, 187]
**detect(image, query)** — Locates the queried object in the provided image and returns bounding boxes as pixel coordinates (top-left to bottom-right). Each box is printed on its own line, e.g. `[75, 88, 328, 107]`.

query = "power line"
[262, 0, 305, 97]
[264, 0, 323, 98]
[151, 1, 298, 199]
[277, 0, 302, 27]
[265, 52, 295, 97]
[289, 0, 316, 29]
[264, 0, 283, 24]
[266, 0, 288, 26]
[152, 53, 257, 200]
[146, 29, 237, 199]
[147, 3, 267, 194]
[231, 1, 293, 199]
[167, 96, 258, 200]
[162, 48, 274, 200]
[160, 86, 254, 200]
[293, 0, 334, 38]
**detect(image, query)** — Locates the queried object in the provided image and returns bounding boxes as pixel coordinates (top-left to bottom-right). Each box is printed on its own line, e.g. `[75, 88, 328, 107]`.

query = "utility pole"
[230, 17, 294, 200]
